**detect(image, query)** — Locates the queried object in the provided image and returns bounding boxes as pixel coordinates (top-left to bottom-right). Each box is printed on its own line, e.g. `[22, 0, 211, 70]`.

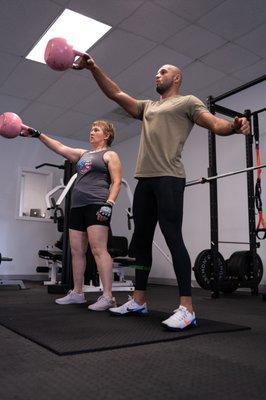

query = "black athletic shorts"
[69, 204, 110, 232]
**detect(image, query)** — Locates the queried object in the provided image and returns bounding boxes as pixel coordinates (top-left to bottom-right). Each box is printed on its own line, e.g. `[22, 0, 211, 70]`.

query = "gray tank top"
[71, 150, 111, 208]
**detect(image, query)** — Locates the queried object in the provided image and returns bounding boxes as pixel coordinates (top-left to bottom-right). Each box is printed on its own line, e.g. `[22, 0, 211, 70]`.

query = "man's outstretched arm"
[73, 56, 139, 118]
[195, 112, 250, 136]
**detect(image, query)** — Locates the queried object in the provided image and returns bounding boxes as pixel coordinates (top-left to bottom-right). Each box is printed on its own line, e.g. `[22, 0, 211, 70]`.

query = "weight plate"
[227, 251, 263, 283]
[193, 249, 226, 290]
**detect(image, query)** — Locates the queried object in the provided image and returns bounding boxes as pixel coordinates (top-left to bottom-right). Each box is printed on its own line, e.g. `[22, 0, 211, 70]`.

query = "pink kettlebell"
[44, 37, 89, 71]
[0, 112, 31, 139]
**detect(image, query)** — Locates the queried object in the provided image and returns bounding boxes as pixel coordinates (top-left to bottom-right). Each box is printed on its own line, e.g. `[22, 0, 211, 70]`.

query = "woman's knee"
[70, 243, 87, 258]
[69, 230, 88, 257]
[90, 242, 108, 259]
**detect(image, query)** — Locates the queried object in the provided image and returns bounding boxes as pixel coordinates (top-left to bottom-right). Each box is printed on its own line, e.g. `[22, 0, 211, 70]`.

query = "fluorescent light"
[26, 9, 111, 64]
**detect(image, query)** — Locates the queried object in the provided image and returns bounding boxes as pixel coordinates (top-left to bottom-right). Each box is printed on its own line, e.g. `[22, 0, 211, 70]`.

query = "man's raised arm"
[73, 56, 139, 118]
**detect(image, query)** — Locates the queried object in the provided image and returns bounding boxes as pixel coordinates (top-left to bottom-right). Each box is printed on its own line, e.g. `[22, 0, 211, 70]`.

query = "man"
[73, 58, 250, 330]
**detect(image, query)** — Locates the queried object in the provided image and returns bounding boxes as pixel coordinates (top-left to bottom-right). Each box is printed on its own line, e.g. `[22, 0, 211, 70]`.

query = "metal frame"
[0, 256, 26, 289]
[207, 75, 265, 297]
[45, 160, 76, 294]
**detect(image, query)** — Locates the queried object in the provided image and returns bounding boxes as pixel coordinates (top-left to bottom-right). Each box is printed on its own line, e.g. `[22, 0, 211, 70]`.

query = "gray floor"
[0, 283, 265, 400]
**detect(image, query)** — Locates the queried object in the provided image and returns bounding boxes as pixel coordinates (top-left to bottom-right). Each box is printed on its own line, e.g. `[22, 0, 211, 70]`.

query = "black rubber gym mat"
[0, 302, 250, 356]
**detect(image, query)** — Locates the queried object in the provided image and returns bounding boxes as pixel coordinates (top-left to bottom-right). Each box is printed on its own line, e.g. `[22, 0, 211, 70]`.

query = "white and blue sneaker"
[162, 306, 197, 331]
[109, 296, 148, 316]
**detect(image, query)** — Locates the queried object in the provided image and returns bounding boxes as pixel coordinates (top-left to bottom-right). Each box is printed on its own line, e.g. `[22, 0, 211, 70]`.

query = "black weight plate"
[227, 251, 264, 283]
[220, 280, 239, 293]
[193, 249, 226, 290]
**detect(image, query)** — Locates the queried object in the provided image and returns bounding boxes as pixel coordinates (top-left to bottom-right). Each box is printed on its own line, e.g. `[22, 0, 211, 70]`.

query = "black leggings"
[129, 177, 191, 296]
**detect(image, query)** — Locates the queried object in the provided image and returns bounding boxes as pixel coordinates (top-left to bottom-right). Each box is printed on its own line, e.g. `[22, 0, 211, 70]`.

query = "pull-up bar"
[251, 107, 266, 116]
[212, 75, 265, 103]
[213, 104, 245, 118]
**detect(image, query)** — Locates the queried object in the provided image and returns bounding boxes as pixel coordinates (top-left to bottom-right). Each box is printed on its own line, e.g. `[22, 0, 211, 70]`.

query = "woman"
[23, 120, 122, 311]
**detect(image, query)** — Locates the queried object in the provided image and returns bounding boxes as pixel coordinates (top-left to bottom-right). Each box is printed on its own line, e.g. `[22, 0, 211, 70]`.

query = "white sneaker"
[55, 290, 86, 305]
[162, 306, 197, 331]
[88, 295, 116, 311]
[109, 296, 149, 316]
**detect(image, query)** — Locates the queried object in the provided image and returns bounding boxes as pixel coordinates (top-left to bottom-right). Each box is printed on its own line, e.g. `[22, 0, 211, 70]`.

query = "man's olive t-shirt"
[135, 95, 209, 178]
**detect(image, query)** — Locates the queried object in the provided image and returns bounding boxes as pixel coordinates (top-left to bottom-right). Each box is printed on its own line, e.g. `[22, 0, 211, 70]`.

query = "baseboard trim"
[147, 277, 266, 292]
[0, 274, 48, 281]
[1, 275, 266, 291]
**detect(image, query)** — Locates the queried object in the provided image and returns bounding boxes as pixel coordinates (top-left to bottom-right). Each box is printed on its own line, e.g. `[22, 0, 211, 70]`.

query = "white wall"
[0, 134, 87, 276]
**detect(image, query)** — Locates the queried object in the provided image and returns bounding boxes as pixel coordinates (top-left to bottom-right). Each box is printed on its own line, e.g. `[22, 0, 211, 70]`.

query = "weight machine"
[0, 253, 26, 289]
[35, 161, 72, 286]
[192, 75, 266, 298]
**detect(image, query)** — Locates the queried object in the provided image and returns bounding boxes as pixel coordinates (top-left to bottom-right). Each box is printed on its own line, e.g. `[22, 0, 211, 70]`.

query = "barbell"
[186, 164, 266, 187]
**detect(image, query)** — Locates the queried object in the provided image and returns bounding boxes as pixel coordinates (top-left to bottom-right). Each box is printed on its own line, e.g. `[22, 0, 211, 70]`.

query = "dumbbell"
[0, 112, 37, 139]
[44, 37, 91, 71]
[0, 253, 12, 265]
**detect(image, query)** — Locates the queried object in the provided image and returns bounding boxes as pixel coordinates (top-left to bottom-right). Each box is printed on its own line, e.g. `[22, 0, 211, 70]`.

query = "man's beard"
[156, 81, 171, 95]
